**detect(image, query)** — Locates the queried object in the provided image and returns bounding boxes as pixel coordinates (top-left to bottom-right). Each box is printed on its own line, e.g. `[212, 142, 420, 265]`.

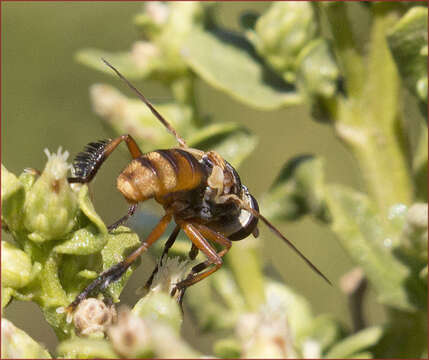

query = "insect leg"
[188, 244, 199, 260]
[173, 223, 232, 293]
[144, 225, 181, 290]
[66, 213, 172, 313]
[68, 134, 143, 184]
[107, 203, 138, 231]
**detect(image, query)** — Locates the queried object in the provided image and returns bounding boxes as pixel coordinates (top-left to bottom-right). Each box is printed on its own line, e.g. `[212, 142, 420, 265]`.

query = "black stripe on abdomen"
[156, 149, 179, 175]
[137, 156, 159, 178]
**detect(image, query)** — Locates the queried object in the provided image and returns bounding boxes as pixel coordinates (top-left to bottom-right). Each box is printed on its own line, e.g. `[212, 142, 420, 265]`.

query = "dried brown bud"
[73, 298, 116, 336]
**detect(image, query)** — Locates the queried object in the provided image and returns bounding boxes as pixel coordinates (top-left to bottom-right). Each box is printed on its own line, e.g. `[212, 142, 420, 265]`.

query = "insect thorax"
[160, 150, 259, 240]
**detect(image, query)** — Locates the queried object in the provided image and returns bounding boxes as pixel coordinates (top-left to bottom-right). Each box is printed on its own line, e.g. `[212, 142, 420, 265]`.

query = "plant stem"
[327, 3, 413, 214]
[226, 239, 265, 311]
[170, 74, 203, 127]
[321, 2, 365, 98]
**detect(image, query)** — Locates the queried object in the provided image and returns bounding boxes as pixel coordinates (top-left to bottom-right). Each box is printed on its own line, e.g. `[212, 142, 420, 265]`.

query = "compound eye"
[249, 193, 259, 213]
[228, 190, 259, 241]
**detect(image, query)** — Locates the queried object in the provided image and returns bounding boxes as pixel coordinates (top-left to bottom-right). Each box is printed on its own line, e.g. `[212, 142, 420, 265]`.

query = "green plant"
[2, 2, 427, 358]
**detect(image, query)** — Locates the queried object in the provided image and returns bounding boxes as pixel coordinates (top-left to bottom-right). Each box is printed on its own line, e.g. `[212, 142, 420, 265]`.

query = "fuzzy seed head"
[149, 256, 195, 296]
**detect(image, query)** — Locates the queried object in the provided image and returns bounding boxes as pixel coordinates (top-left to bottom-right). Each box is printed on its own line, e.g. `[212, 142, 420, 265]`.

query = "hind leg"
[68, 135, 142, 184]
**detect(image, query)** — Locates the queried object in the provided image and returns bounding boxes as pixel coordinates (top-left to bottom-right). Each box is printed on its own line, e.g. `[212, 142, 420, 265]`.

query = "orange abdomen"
[117, 149, 205, 203]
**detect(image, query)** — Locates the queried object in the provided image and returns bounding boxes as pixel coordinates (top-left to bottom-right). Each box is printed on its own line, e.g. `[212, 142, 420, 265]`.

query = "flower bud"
[236, 308, 295, 358]
[401, 203, 428, 260]
[1, 318, 51, 358]
[1, 241, 33, 289]
[248, 2, 318, 82]
[134, 2, 170, 39]
[296, 39, 339, 98]
[133, 256, 191, 331]
[133, 292, 182, 333]
[73, 298, 117, 336]
[108, 308, 152, 358]
[131, 41, 160, 69]
[24, 147, 78, 242]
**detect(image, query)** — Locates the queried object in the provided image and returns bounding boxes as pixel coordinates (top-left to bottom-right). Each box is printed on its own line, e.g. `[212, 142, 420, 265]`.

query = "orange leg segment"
[144, 224, 181, 290]
[66, 213, 172, 313]
[68, 134, 142, 184]
[105, 134, 143, 159]
[174, 223, 232, 292]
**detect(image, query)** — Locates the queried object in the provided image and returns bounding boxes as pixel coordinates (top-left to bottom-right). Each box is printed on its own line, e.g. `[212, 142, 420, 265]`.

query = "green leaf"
[261, 155, 330, 222]
[77, 269, 98, 279]
[211, 268, 246, 314]
[185, 278, 234, 332]
[182, 28, 302, 110]
[101, 227, 141, 302]
[42, 307, 76, 341]
[38, 252, 68, 308]
[188, 122, 258, 168]
[1, 164, 26, 232]
[1, 241, 33, 289]
[325, 326, 383, 359]
[373, 309, 427, 358]
[54, 226, 107, 255]
[300, 314, 345, 353]
[57, 338, 118, 359]
[78, 4, 205, 82]
[18, 171, 37, 192]
[350, 351, 373, 359]
[325, 185, 426, 311]
[295, 38, 340, 98]
[76, 49, 150, 80]
[78, 185, 107, 235]
[1, 318, 51, 359]
[2, 287, 14, 309]
[387, 6, 428, 104]
[213, 338, 242, 358]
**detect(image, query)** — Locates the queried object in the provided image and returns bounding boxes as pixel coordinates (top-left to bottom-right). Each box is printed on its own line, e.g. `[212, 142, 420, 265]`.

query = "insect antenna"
[101, 58, 187, 148]
[244, 205, 332, 286]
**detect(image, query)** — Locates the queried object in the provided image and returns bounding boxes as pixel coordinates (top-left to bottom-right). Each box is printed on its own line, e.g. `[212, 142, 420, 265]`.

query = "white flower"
[43, 146, 71, 180]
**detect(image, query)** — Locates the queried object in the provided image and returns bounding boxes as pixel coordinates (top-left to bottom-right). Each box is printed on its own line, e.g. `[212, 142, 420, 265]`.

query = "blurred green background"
[2, 2, 385, 353]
